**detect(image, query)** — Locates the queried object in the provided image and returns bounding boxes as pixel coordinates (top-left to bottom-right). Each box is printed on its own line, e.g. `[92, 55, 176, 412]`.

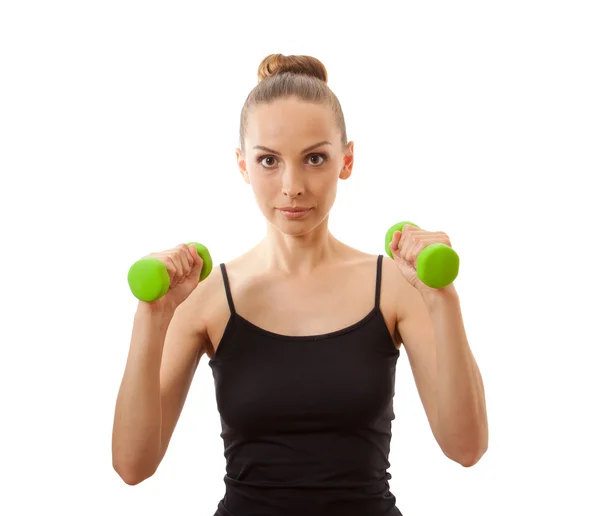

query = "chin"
[282, 225, 314, 236]
[269, 208, 328, 236]
[271, 219, 311, 235]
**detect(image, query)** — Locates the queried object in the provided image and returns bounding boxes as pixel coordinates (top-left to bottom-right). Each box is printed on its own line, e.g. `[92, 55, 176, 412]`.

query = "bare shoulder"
[179, 263, 229, 354]
[380, 250, 423, 296]
[378, 253, 426, 346]
[184, 250, 262, 358]
[335, 246, 406, 347]
[214, 249, 259, 288]
[189, 244, 408, 349]
[380, 253, 438, 350]
[380, 252, 416, 299]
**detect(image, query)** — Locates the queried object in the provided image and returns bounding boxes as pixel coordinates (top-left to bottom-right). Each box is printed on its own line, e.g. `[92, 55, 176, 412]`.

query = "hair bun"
[257, 54, 328, 84]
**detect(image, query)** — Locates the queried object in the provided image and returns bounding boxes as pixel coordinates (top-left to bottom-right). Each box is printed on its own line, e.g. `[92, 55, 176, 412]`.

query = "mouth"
[276, 207, 312, 219]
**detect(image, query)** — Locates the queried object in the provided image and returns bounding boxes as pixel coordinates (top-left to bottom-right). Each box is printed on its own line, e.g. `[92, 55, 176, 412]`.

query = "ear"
[339, 141, 354, 180]
[236, 148, 250, 184]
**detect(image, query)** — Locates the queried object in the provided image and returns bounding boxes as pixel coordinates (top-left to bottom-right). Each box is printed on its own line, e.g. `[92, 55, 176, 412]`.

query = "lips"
[277, 207, 312, 219]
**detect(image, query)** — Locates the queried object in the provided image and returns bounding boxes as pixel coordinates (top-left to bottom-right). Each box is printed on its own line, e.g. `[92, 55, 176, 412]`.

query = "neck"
[259, 216, 341, 275]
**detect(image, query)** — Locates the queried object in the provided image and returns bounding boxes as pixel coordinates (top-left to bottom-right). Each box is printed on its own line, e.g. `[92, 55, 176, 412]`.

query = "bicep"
[158, 295, 208, 460]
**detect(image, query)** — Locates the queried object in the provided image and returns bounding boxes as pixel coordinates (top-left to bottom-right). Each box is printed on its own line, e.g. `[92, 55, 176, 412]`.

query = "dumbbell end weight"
[190, 242, 213, 282]
[417, 243, 459, 289]
[128, 258, 171, 302]
[127, 242, 213, 302]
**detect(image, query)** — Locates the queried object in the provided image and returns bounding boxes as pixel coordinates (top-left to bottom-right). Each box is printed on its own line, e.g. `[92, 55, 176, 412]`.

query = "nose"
[281, 167, 304, 198]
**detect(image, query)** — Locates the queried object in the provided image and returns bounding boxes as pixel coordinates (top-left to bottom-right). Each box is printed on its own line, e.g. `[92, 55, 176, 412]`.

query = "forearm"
[423, 287, 488, 465]
[112, 305, 174, 481]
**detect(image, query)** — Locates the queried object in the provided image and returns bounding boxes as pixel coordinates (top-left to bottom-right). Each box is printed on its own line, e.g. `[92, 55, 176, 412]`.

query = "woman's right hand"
[139, 244, 204, 313]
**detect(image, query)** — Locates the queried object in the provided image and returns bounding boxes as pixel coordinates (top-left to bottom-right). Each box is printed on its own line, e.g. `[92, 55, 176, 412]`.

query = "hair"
[239, 54, 348, 152]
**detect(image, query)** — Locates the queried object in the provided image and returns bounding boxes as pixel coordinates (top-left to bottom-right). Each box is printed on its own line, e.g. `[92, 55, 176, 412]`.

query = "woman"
[112, 53, 488, 516]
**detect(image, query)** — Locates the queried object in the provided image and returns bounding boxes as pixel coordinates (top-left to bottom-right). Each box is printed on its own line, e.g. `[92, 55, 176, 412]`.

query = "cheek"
[248, 173, 276, 201]
[314, 174, 339, 201]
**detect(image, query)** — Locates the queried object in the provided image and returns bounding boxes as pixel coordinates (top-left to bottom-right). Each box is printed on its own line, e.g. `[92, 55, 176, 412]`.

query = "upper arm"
[389, 261, 440, 440]
[158, 285, 211, 461]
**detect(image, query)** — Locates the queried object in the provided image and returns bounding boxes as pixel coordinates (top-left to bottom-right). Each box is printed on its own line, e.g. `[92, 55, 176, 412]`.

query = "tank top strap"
[220, 263, 236, 314]
[374, 254, 383, 310]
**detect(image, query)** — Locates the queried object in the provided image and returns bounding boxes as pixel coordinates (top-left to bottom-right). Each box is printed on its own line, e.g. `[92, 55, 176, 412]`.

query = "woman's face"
[237, 97, 354, 236]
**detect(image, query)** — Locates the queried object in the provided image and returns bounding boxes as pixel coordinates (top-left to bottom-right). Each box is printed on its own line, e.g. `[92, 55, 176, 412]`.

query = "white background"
[1, 1, 599, 515]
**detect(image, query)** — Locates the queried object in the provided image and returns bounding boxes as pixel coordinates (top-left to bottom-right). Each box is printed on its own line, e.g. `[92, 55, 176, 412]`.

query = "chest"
[205, 257, 402, 432]
[238, 273, 378, 336]
[210, 316, 400, 433]
[203, 257, 400, 356]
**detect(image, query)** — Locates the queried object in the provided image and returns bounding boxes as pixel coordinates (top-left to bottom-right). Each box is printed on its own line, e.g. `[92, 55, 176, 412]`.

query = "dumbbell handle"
[385, 222, 459, 289]
[127, 242, 213, 302]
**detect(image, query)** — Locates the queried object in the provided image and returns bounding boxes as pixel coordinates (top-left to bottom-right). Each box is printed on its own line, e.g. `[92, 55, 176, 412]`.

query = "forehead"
[246, 97, 336, 148]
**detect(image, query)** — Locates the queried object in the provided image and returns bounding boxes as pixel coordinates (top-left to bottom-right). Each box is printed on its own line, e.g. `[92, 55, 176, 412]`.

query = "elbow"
[440, 433, 488, 468]
[118, 472, 148, 486]
[112, 440, 161, 485]
[437, 418, 488, 468]
[457, 448, 486, 468]
[444, 442, 487, 468]
[113, 459, 157, 486]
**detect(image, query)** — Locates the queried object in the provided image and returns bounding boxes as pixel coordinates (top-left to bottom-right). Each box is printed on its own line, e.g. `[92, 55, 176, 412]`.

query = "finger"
[398, 230, 410, 261]
[389, 231, 401, 255]
[411, 240, 427, 265]
[188, 244, 204, 272]
[176, 245, 193, 276]
[172, 250, 188, 281]
[163, 255, 180, 284]
[178, 243, 195, 269]
[401, 224, 418, 235]
[438, 231, 451, 247]
[175, 250, 191, 282]
[401, 234, 420, 266]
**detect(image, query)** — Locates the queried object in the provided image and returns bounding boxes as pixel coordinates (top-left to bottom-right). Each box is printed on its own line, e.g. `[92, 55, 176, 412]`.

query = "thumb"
[188, 244, 204, 278]
[390, 231, 402, 257]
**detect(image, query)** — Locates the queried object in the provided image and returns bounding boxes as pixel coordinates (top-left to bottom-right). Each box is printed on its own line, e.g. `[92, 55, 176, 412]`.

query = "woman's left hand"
[388, 224, 454, 294]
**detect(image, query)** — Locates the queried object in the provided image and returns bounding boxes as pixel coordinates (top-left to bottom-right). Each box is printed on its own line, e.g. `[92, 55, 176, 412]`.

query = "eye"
[258, 155, 279, 168]
[308, 154, 327, 166]
[256, 153, 328, 169]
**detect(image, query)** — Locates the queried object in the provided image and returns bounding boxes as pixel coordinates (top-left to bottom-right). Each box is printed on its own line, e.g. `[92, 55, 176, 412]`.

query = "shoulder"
[379, 252, 422, 305]
[211, 249, 263, 295]
[336, 247, 409, 346]
[188, 247, 258, 299]
[378, 253, 428, 344]
[188, 261, 226, 305]
[179, 263, 226, 340]
[182, 251, 259, 356]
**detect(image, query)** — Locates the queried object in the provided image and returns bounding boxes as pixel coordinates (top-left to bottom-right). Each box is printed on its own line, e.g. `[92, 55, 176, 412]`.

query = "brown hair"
[239, 54, 348, 152]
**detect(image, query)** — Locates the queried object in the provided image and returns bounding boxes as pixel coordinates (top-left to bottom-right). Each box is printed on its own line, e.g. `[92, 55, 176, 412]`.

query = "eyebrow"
[253, 141, 332, 155]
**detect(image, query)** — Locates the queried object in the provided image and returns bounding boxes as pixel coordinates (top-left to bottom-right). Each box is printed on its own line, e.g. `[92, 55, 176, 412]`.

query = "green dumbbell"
[385, 222, 459, 289]
[127, 242, 213, 302]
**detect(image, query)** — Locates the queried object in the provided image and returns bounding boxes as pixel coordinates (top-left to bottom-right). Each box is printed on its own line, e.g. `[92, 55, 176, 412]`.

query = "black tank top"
[208, 255, 402, 516]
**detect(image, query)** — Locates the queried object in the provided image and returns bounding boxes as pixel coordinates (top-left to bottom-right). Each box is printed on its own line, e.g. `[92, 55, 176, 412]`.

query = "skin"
[112, 95, 487, 486]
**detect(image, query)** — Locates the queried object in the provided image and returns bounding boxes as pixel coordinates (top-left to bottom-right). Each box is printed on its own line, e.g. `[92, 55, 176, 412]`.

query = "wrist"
[421, 284, 460, 310]
[136, 301, 177, 323]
